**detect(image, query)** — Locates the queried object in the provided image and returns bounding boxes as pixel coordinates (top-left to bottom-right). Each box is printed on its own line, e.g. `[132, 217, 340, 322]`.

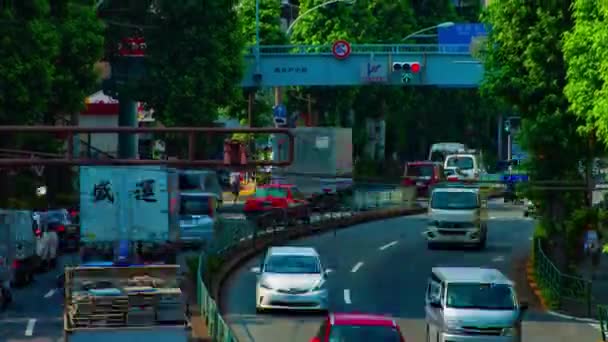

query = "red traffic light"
[410, 62, 420, 73]
[392, 62, 421, 73]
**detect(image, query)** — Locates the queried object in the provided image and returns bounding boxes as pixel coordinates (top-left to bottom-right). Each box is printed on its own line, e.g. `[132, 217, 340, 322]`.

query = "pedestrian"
[230, 172, 241, 204]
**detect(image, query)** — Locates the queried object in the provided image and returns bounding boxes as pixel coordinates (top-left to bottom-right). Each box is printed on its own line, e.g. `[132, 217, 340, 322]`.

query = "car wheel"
[255, 307, 265, 314]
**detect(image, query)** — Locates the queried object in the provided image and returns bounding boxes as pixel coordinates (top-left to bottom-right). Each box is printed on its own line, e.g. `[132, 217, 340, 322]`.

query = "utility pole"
[497, 114, 503, 160]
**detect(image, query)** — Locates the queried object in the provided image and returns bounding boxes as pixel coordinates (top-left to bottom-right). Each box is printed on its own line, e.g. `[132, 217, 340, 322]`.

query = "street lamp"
[400, 21, 455, 42]
[285, 0, 356, 36]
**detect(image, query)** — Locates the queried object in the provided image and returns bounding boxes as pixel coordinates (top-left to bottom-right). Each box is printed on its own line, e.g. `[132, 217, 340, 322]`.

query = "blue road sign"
[438, 23, 488, 53]
[273, 104, 287, 126]
[511, 141, 529, 161]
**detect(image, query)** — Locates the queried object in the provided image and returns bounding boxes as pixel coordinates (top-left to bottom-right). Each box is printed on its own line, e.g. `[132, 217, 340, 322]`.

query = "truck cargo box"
[80, 166, 179, 243]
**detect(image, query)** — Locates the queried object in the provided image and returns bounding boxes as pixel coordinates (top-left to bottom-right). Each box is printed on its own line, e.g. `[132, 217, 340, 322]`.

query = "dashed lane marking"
[44, 289, 56, 298]
[379, 241, 398, 251]
[24, 319, 36, 336]
[343, 289, 352, 304]
[351, 262, 364, 273]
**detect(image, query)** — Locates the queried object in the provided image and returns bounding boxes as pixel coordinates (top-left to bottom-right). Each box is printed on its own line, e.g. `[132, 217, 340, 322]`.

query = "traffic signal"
[392, 62, 421, 73]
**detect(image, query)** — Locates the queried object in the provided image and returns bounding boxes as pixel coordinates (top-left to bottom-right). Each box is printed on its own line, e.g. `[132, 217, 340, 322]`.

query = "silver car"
[425, 267, 528, 342]
[252, 246, 330, 312]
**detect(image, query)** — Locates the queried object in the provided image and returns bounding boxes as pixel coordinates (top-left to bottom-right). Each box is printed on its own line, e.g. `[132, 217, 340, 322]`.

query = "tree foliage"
[238, 0, 287, 46]
[0, 0, 103, 123]
[481, 1, 587, 229]
[563, 0, 608, 143]
[140, 1, 244, 126]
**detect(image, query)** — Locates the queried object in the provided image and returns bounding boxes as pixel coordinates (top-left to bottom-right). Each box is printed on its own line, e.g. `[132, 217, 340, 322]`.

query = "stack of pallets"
[68, 294, 129, 327]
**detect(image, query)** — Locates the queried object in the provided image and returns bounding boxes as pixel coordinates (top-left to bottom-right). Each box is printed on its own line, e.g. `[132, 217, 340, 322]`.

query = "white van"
[425, 267, 528, 342]
[444, 153, 481, 180]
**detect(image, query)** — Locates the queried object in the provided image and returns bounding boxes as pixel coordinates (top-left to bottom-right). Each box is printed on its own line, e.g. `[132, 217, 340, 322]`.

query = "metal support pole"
[118, 98, 138, 158]
[255, 0, 261, 73]
[507, 133, 512, 160]
[497, 114, 503, 160]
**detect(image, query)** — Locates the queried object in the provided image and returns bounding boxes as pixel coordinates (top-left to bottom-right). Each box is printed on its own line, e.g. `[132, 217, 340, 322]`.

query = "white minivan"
[425, 267, 528, 342]
[444, 153, 481, 180]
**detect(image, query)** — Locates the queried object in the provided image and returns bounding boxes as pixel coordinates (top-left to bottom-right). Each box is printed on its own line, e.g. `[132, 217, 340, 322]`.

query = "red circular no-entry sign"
[332, 40, 351, 60]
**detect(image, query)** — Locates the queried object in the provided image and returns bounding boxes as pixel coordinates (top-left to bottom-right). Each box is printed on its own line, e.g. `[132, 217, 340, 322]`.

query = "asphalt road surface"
[222, 201, 601, 342]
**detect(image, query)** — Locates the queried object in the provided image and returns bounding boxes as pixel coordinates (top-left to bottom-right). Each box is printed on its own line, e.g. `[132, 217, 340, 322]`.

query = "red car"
[401, 161, 445, 197]
[310, 312, 406, 342]
[244, 184, 311, 224]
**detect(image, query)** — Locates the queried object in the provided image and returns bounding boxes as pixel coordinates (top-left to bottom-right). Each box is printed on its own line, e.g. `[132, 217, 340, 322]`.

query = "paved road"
[222, 201, 600, 342]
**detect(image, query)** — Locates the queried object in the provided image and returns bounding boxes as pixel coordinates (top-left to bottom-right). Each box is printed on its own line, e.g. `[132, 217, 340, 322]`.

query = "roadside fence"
[532, 238, 593, 317]
[196, 186, 418, 341]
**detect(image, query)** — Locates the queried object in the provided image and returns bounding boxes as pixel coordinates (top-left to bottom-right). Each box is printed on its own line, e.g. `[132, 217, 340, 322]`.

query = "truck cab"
[423, 186, 488, 249]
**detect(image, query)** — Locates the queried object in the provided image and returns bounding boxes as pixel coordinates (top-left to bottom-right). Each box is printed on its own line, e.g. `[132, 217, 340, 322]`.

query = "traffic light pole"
[507, 132, 512, 160]
[118, 97, 138, 158]
[497, 114, 503, 160]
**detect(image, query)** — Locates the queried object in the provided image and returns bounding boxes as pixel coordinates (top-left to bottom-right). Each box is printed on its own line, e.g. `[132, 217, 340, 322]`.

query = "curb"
[525, 257, 549, 310]
[210, 206, 426, 306]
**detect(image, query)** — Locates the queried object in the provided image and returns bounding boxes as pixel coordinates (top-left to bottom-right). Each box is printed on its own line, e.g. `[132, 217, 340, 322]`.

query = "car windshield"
[180, 196, 213, 216]
[431, 191, 478, 210]
[406, 165, 434, 177]
[45, 211, 65, 223]
[446, 283, 516, 310]
[255, 188, 288, 198]
[265, 255, 320, 274]
[328, 325, 402, 342]
[446, 156, 475, 170]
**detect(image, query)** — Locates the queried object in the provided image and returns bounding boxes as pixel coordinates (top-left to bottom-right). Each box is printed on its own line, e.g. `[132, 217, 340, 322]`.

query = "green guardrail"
[532, 238, 593, 316]
[197, 252, 235, 342]
[196, 187, 416, 341]
[599, 305, 608, 341]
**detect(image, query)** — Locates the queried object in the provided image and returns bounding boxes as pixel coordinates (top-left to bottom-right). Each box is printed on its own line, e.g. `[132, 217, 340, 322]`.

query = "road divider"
[194, 187, 425, 341]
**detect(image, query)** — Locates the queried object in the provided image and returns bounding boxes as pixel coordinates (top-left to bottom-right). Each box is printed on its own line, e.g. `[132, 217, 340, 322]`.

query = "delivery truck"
[63, 263, 190, 342]
[79, 166, 217, 262]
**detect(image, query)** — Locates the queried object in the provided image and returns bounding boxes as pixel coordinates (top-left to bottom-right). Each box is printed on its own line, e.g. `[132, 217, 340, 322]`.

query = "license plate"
[416, 182, 424, 186]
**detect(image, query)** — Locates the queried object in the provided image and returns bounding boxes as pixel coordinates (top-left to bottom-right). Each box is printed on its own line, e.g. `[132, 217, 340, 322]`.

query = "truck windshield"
[446, 156, 475, 170]
[431, 191, 478, 210]
[180, 196, 213, 216]
[446, 283, 516, 310]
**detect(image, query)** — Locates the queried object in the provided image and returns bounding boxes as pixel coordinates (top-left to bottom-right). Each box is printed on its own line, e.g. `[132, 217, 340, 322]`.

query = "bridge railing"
[247, 43, 473, 55]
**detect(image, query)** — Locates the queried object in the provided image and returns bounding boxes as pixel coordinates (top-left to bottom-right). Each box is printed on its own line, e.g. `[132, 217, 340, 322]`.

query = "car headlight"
[259, 281, 273, 290]
[311, 279, 326, 291]
[502, 327, 516, 336]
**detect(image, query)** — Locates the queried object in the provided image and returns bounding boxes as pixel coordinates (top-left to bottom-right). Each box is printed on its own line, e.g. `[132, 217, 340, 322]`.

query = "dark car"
[401, 161, 445, 197]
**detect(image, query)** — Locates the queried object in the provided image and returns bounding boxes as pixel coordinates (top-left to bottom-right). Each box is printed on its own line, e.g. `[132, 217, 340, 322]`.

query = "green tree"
[0, 2, 59, 125]
[482, 0, 587, 253]
[141, 1, 244, 126]
[238, 0, 287, 46]
[563, 0, 608, 144]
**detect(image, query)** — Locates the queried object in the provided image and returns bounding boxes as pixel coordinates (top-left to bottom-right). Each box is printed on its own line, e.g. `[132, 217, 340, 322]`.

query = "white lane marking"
[379, 241, 398, 251]
[25, 318, 36, 336]
[351, 262, 364, 273]
[546, 310, 600, 323]
[588, 323, 601, 331]
[44, 289, 56, 298]
[343, 289, 352, 304]
[492, 256, 505, 262]
[490, 216, 497, 220]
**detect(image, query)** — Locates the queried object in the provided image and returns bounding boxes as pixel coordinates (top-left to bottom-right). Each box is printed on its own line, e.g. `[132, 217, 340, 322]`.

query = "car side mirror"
[324, 268, 334, 276]
[310, 338, 321, 342]
[250, 266, 261, 274]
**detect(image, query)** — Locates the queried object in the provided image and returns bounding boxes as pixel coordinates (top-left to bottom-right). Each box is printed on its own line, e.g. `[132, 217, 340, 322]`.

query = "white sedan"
[252, 246, 331, 312]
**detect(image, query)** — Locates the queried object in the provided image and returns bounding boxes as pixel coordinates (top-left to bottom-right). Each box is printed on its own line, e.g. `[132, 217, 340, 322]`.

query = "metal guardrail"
[196, 187, 416, 342]
[246, 43, 473, 56]
[599, 305, 608, 341]
[533, 238, 592, 316]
